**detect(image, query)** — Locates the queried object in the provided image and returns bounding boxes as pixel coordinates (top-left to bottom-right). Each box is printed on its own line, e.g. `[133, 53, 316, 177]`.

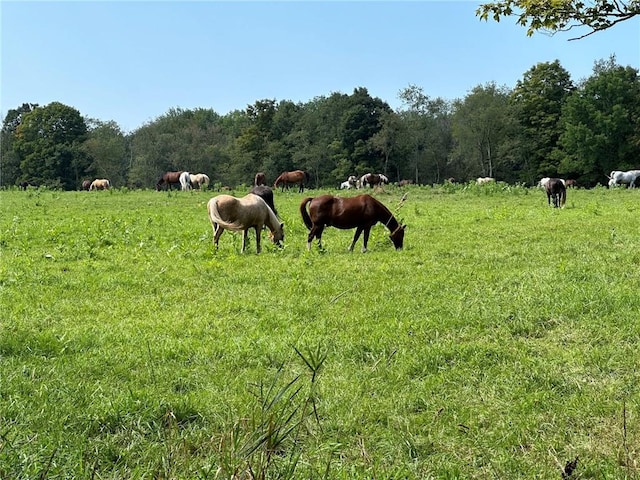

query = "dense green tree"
[510, 60, 575, 183]
[557, 57, 640, 186]
[83, 119, 128, 187]
[477, 0, 639, 39]
[397, 86, 454, 184]
[451, 83, 514, 180]
[13, 102, 88, 189]
[1, 103, 38, 187]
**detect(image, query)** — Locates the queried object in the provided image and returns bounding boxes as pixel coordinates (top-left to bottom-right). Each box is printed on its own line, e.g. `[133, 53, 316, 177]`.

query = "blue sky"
[2, 1, 638, 133]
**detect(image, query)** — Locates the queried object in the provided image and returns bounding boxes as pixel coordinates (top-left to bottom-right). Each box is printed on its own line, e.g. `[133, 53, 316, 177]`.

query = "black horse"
[250, 185, 278, 216]
[545, 178, 566, 208]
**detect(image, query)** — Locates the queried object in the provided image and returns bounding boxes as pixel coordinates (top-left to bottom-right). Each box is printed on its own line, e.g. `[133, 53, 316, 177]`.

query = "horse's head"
[390, 224, 406, 251]
[270, 223, 285, 247]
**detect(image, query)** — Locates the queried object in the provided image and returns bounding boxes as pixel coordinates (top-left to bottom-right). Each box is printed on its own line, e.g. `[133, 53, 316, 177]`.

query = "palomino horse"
[156, 171, 184, 190]
[179, 171, 192, 191]
[189, 173, 210, 189]
[359, 173, 389, 189]
[300, 194, 405, 252]
[89, 179, 110, 190]
[274, 170, 309, 193]
[250, 185, 278, 216]
[545, 178, 566, 208]
[254, 172, 266, 186]
[207, 194, 284, 253]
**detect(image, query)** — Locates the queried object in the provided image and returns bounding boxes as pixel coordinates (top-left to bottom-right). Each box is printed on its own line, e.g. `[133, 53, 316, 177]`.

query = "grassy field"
[1, 184, 640, 479]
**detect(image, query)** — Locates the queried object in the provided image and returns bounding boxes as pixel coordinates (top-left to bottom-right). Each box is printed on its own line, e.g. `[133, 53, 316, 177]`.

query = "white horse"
[179, 171, 192, 191]
[339, 175, 358, 189]
[476, 177, 495, 185]
[607, 170, 640, 188]
[189, 173, 210, 189]
[207, 194, 284, 253]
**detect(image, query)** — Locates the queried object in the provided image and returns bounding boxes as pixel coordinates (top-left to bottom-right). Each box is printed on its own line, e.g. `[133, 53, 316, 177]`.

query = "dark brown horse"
[250, 185, 278, 216]
[300, 194, 405, 252]
[81, 179, 93, 190]
[545, 178, 566, 208]
[157, 171, 184, 191]
[274, 170, 309, 193]
[19, 181, 37, 190]
[254, 172, 266, 186]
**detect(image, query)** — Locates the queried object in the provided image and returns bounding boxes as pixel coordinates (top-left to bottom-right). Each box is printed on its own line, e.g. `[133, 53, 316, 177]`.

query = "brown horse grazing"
[207, 194, 284, 253]
[254, 172, 266, 186]
[156, 171, 184, 190]
[360, 173, 389, 189]
[398, 179, 414, 187]
[81, 179, 92, 190]
[274, 170, 309, 193]
[300, 194, 405, 252]
[250, 185, 278, 216]
[89, 179, 110, 190]
[565, 179, 578, 188]
[545, 178, 566, 208]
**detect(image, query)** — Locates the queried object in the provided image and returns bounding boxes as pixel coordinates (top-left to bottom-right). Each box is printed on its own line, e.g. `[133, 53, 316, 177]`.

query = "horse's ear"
[280, 222, 284, 229]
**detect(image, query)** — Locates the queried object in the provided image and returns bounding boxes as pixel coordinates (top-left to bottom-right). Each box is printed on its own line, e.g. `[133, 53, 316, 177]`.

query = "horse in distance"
[207, 194, 284, 254]
[254, 172, 266, 186]
[179, 171, 192, 191]
[545, 178, 566, 208]
[476, 177, 495, 185]
[274, 170, 309, 193]
[81, 179, 93, 191]
[249, 185, 278, 216]
[189, 173, 210, 189]
[157, 171, 184, 191]
[607, 170, 640, 188]
[300, 194, 405, 252]
[359, 173, 389, 189]
[89, 179, 110, 190]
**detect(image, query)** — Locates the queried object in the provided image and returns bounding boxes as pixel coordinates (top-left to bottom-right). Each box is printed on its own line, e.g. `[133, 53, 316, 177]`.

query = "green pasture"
[1, 184, 640, 479]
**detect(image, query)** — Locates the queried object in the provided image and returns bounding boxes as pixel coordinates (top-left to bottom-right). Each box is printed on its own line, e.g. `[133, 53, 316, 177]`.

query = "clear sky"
[2, 1, 638, 133]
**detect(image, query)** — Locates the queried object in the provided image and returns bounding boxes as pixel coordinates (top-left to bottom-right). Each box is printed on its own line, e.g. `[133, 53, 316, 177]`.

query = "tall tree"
[510, 60, 575, 183]
[557, 56, 640, 186]
[451, 83, 514, 180]
[13, 102, 88, 189]
[83, 119, 128, 186]
[477, 0, 639, 39]
[1, 103, 38, 187]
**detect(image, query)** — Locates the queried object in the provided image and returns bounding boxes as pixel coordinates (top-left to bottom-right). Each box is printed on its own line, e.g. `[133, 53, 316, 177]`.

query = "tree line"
[2, 56, 639, 190]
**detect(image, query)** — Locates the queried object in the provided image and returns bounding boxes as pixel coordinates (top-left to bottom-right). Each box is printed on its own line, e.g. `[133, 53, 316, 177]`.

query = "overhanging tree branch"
[476, 0, 640, 40]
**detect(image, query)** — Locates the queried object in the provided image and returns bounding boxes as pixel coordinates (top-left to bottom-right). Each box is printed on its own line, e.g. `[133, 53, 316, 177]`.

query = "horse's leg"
[241, 229, 249, 253]
[307, 225, 323, 250]
[349, 227, 364, 252]
[361, 227, 371, 253]
[213, 225, 224, 249]
[255, 226, 262, 254]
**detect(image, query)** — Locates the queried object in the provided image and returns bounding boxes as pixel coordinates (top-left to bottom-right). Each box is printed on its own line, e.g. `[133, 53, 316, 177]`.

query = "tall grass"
[1, 184, 639, 478]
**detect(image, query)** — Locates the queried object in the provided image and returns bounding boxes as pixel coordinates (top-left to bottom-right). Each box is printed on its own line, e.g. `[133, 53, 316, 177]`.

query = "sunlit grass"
[1, 184, 640, 478]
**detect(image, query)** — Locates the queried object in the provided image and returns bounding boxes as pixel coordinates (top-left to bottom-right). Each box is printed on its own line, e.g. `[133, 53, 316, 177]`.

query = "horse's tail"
[561, 187, 567, 207]
[299, 197, 314, 230]
[207, 197, 242, 230]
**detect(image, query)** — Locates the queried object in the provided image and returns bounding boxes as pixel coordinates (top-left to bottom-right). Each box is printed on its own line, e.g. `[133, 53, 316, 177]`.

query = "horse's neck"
[264, 207, 280, 231]
[377, 204, 398, 231]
